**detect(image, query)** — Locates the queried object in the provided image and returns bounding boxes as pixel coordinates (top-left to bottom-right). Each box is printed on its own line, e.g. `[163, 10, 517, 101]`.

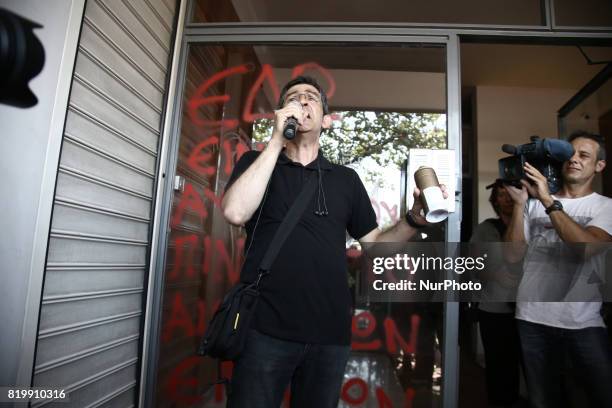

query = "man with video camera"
[221, 75, 446, 407]
[504, 131, 612, 408]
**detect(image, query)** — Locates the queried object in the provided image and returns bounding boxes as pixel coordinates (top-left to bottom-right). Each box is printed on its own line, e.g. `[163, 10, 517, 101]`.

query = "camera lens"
[0, 8, 45, 108]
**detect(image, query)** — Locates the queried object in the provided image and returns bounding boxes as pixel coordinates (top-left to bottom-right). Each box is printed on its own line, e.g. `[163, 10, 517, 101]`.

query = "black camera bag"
[197, 280, 259, 360]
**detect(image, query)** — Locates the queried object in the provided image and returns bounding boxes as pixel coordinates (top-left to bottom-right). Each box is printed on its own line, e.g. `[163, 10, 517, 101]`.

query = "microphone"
[283, 101, 302, 140]
[283, 117, 298, 140]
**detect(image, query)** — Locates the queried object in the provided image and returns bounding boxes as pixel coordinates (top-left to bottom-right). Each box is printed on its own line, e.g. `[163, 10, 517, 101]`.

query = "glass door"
[149, 34, 461, 407]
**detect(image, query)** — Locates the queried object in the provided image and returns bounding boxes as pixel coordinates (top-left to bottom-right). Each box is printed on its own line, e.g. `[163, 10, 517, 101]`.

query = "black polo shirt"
[226, 150, 377, 345]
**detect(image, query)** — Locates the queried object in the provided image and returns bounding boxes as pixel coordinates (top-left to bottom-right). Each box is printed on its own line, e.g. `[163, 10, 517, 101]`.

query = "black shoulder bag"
[197, 174, 317, 361]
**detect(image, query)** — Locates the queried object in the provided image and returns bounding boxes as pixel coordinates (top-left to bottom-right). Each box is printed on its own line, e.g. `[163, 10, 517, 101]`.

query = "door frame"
[141, 2, 612, 406]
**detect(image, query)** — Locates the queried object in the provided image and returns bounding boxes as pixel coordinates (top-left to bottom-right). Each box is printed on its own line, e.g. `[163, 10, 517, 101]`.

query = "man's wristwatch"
[405, 210, 426, 229]
[545, 199, 563, 215]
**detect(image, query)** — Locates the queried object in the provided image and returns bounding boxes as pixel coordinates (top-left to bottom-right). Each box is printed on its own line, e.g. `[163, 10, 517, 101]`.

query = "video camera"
[498, 136, 574, 194]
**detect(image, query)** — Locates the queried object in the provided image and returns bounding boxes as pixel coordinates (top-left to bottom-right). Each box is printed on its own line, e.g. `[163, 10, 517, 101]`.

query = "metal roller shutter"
[33, 0, 177, 406]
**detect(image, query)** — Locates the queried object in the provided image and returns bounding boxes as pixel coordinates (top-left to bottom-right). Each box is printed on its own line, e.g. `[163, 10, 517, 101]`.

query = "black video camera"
[498, 136, 574, 194]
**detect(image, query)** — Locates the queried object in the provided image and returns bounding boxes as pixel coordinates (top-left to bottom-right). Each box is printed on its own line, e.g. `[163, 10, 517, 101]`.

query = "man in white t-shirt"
[505, 131, 612, 408]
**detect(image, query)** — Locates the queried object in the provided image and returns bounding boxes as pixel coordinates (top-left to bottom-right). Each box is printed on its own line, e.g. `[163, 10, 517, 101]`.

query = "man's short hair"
[568, 130, 606, 161]
[277, 76, 330, 115]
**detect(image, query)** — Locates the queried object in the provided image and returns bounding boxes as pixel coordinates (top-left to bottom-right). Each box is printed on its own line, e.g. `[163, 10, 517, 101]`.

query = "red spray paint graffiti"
[166, 234, 245, 285]
[188, 62, 337, 131]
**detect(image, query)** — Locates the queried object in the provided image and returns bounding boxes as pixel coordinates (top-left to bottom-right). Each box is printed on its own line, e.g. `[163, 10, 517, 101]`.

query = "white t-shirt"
[515, 192, 612, 329]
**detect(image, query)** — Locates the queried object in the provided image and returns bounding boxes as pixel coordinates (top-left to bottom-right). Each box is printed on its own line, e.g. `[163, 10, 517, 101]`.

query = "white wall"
[475, 86, 576, 223]
[0, 0, 83, 387]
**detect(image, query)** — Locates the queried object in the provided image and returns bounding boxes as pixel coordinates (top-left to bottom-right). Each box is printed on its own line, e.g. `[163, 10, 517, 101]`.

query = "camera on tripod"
[498, 136, 574, 194]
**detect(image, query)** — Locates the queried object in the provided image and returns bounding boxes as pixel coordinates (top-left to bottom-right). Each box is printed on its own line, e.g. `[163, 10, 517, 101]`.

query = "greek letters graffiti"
[168, 233, 245, 284]
[162, 294, 212, 343]
[188, 61, 336, 129]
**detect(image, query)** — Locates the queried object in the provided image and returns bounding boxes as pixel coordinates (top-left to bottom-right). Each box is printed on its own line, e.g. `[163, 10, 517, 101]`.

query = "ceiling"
[253, 44, 446, 73]
[198, 0, 612, 27]
[253, 43, 612, 90]
[228, 0, 543, 25]
[461, 44, 612, 89]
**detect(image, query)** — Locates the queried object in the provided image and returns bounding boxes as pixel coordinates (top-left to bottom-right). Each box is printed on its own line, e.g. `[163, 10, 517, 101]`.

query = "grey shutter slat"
[69, 82, 159, 151]
[127, 0, 173, 46]
[36, 313, 142, 365]
[65, 109, 158, 174]
[34, 0, 176, 405]
[55, 171, 152, 217]
[39, 292, 144, 333]
[60, 141, 155, 195]
[86, 0, 166, 82]
[50, 204, 149, 243]
[144, 0, 174, 31]
[79, 23, 164, 103]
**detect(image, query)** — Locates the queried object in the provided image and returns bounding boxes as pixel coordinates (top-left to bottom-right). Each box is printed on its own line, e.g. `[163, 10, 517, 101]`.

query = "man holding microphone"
[222, 75, 446, 407]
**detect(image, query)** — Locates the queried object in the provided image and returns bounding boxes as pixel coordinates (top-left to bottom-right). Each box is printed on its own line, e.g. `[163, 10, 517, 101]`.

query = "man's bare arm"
[359, 218, 420, 244]
[222, 103, 304, 225]
[521, 162, 612, 252]
[547, 210, 612, 244]
[221, 139, 284, 225]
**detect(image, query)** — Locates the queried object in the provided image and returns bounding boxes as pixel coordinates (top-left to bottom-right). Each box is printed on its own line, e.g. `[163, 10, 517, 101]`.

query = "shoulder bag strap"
[254, 172, 318, 286]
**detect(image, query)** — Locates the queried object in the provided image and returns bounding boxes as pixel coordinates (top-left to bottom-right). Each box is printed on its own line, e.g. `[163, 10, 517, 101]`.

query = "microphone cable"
[314, 156, 329, 216]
